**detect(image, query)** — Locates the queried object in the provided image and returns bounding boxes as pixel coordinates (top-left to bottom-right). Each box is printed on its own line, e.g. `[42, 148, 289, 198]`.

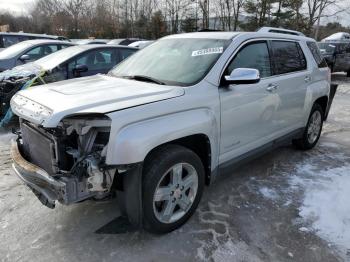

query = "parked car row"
[0, 32, 153, 51]
[0, 42, 137, 123]
[6, 27, 335, 234]
[0, 32, 69, 50]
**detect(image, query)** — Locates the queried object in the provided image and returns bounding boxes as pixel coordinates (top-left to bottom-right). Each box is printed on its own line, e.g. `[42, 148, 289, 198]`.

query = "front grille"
[20, 121, 58, 176]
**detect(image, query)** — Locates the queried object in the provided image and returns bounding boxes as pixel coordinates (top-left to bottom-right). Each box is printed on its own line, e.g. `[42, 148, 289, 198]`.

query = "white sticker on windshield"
[192, 47, 224, 57]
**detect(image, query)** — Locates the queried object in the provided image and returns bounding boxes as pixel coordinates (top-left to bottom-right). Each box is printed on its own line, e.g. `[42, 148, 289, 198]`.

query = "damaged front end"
[11, 115, 115, 208]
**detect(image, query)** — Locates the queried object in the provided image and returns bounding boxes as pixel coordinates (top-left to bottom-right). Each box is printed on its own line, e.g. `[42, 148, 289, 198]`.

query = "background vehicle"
[10, 29, 332, 234]
[318, 42, 350, 76]
[108, 38, 144, 46]
[0, 39, 74, 72]
[0, 32, 69, 50]
[76, 39, 108, 45]
[128, 40, 155, 49]
[322, 32, 350, 42]
[0, 44, 137, 121]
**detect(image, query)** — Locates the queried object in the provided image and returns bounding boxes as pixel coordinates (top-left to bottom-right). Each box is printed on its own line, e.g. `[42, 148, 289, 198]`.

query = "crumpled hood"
[0, 63, 42, 80]
[11, 74, 184, 127]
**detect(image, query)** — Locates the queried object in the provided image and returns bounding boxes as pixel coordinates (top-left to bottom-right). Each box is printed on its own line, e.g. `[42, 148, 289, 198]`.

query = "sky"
[0, 0, 349, 26]
[0, 0, 35, 15]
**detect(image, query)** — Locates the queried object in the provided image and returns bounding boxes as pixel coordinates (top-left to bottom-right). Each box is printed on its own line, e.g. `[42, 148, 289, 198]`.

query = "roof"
[165, 32, 240, 40]
[18, 39, 73, 46]
[0, 32, 65, 39]
[163, 31, 314, 42]
[257, 27, 305, 36]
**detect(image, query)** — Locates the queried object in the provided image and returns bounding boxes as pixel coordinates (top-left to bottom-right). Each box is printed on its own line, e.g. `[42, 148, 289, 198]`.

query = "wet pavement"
[0, 74, 349, 262]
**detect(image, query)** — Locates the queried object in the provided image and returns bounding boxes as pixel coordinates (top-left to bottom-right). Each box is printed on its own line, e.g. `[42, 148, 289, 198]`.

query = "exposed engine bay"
[17, 115, 115, 208]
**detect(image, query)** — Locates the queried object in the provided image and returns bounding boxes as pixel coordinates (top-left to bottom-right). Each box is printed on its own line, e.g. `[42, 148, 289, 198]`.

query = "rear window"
[271, 41, 307, 75]
[307, 42, 328, 68]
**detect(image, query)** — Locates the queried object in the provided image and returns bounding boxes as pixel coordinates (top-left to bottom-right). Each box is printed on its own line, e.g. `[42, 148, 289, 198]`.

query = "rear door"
[269, 40, 309, 132]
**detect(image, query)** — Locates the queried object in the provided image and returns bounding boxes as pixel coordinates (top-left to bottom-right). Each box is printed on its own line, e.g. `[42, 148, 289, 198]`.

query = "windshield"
[0, 41, 34, 59]
[34, 45, 83, 70]
[110, 38, 230, 86]
[318, 43, 336, 54]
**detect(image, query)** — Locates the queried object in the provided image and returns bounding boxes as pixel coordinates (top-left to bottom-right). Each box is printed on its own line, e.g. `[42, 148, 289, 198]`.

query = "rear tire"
[142, 144, 205, 234]
[293, 103, 324, 150]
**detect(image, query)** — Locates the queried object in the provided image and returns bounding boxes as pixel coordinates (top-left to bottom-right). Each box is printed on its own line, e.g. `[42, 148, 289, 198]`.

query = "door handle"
[266, 84, 278, 92]
[304, 76, 311, 82]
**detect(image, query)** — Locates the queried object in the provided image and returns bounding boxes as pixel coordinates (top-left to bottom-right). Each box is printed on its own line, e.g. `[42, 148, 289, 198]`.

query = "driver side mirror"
[225, 68, 260, 85]
[72, 64, 88, 77]
[19, 54, 30, 62]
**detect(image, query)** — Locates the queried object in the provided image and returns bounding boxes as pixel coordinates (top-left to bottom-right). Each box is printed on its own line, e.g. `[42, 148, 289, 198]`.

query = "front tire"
[142, 145, 205, 234]
[293, 103, 324, 150]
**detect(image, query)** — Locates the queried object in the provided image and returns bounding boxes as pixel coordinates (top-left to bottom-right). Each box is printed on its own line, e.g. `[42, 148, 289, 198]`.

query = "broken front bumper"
[10, 139, 66, 208]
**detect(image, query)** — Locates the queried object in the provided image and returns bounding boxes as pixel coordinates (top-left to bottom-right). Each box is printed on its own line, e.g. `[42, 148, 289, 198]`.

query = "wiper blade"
[123, 75, 166, 85]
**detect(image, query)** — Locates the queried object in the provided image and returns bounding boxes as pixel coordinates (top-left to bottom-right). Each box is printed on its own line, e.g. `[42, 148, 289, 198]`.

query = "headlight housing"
[11, 94, 53, 125]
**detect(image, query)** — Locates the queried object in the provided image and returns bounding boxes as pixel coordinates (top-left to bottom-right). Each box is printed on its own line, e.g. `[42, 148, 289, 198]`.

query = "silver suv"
[10, 28, 331, 233]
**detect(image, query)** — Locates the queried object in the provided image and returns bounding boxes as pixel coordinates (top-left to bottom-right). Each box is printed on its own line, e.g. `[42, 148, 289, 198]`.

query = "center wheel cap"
[174, 189, 181, 199]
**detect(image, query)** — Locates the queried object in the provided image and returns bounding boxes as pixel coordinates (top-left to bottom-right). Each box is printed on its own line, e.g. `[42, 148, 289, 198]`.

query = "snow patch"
[259, 187, 278, 200]
[290, 164, 350, 253]
[212, 240, 262, 262]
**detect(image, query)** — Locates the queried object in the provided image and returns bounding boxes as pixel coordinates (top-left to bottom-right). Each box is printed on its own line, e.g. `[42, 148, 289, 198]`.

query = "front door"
[219, 41, 281, 163]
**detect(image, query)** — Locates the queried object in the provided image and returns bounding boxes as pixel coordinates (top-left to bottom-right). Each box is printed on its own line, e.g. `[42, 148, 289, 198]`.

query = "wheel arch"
[314, 96, 328, 118]
[144, 134, 212, 185]
[106, 108, 219, 179]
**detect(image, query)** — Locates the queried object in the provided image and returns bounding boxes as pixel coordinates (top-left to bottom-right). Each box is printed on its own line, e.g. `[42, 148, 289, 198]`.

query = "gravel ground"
[0, 74, 350, 262]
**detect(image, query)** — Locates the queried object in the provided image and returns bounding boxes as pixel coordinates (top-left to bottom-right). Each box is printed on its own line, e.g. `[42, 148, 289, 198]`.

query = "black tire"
[347, 70, 350, 77]
[293, 103, 324, 150]
[142, 144, 205, 234]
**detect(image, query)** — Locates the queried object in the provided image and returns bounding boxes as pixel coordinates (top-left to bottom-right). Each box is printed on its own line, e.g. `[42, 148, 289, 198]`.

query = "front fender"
[105, 108, 218, 167]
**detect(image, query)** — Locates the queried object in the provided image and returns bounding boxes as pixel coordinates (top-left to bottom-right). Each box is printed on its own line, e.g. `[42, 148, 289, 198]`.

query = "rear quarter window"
[307, 41, 328, 68]
[120, 48, 136, 60]
[271, 41, 307, 75]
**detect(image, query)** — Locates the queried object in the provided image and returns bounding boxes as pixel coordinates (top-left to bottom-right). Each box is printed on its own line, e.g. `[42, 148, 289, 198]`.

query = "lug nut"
[180, 186, 184, 190]
[170, 191, 174, 196]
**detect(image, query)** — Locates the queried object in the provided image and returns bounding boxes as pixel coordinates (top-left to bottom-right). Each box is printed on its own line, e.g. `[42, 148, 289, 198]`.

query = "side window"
[120, 49, 136, 61]
[24, 46, 42, 60]
[60, 45, 71, 50]
[68, 49, 117, 71]
[307, 41, 328, 68]
[227, 42, 272, 78]
[271, 41, 307, 74]
[24, 45, 58, 60]
[338, 44, 347, 54]
[43, 45, 58, 55]
[3, 35, 21, 48]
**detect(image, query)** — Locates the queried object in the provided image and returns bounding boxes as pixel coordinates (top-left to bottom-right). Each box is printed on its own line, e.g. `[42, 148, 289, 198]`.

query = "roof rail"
[257, 27, 305, 36]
